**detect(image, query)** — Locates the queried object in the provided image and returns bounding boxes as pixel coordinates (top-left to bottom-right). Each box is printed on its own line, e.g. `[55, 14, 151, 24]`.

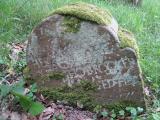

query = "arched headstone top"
[50, 3, 138, 55]
[53, 2, 112, 25]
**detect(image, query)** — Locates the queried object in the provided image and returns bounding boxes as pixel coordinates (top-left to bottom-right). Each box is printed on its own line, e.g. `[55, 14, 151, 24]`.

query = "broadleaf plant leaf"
[101, 111, 108, 117]
[28, 101, 45, 116]
[119, 110, 125, 116]
[12, 92, 32, 111]
[12, 80, 25, 94]
[0, 84, 11, 97]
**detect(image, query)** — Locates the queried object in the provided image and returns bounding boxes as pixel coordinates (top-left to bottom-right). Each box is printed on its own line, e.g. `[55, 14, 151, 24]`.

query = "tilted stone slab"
[26, 3, 145, 108]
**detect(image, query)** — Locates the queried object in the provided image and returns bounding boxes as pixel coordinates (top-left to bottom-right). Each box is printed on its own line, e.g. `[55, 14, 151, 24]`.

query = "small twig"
[0, 79, 11, 86]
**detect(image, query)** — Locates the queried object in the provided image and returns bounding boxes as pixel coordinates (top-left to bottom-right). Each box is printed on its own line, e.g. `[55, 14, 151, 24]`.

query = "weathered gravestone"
[26, 3, 145, 109]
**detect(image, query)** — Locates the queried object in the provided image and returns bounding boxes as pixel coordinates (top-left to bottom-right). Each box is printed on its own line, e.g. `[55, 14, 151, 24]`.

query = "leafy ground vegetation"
[0, 0, 160, 119]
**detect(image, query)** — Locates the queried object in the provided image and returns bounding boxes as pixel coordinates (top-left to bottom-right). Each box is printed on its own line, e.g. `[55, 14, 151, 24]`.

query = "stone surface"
[26, 3, 144, 107]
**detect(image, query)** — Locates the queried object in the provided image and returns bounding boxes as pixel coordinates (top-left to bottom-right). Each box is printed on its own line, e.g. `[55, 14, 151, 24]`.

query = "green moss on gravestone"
[23, 69, 65, 85]
[24, 68, 142, 112]
[40, 80, 140, 112]
[35, 71, 65, 82]
[23, 66, 30, 78]
[62, 16, 81, 33]
[23, 66, 34, 84]
[40, 80, 98, 110]
[53, 2, 112, 25]
[48, 71, 65, 80]
[118, 27, 139, 57]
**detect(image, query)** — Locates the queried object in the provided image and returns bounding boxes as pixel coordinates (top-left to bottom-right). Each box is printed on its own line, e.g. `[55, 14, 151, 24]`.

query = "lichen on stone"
[53, 2, 112, 25]
[62, 16, 81, 33]
[118, 27, 139, 57]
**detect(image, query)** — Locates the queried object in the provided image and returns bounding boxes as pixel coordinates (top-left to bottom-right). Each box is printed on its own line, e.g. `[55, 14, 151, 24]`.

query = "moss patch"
[23, 66, 30, 78]
[118, 27, 139, 57]
[23, 70, 65, 85]
[40, 80, 140, 112]
[48, 71, 65, 80]
[53, 2, 112, 25]
[62, 16, 81, 33]
[23, 66, 34, 84]
[35, 71, 65, 82]
[40, 80, 98, 110]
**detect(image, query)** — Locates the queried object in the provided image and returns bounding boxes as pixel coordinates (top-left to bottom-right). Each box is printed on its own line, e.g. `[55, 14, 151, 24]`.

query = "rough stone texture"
[27, 4, 144, 107]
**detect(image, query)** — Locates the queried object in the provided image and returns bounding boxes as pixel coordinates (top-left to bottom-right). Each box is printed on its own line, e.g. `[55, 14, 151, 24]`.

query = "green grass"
[0, 0, 160, 91]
